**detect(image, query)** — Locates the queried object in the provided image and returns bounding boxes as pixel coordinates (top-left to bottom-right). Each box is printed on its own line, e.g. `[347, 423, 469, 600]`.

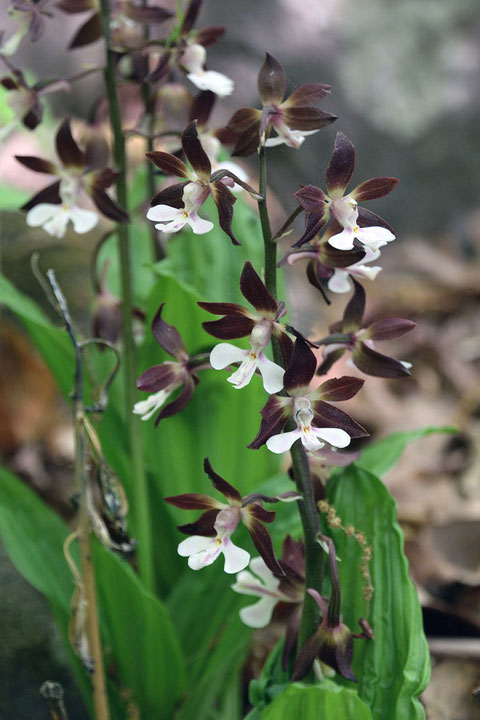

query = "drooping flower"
[316, 278, 416, 378]
[294, 132, 398, 249]
[146, 121, 261, 244]
[1, 0, 52, 55]
[165, 458, 285, 575]
[17, 117, 128, 236]
[249, 337, 367, 453]
[292, 536, 357, 682]
[225, 53, 336, 156]
[134, 303, 208, 424]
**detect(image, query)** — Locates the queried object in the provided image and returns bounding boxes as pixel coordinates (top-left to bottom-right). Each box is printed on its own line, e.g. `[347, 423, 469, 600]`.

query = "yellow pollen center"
[353, 225, 360, 233]
[215, 537, 222, 545]
[182, 210, 189, 218]
[249, 352, 257, 359]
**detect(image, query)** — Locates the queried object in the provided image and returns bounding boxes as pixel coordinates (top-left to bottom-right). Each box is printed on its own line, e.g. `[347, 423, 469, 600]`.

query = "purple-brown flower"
[164, 458, 284, 575]
[317, 279, 416, 378]
[294, 132, 398, 249]
[146, 121, 261, 244]
[225, 53, 336, 156]
[134, 303, 207, 424]
[249, 337, 367, 453]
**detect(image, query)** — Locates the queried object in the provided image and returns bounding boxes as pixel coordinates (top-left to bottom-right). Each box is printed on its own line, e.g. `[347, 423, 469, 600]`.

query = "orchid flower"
[17, 117, 128, 235]
[134, 304, 208, 424]
[165, 458, 285, 575]
[294, 132, 398, 249]
[200, 261, 294, 391]
[146, 122, 261, 244]
[225, 53, 336, 157]
[180, 43, 234, 97]
[316, 278, 416, 378]
[1, 0, 52, 55]
[249, 337, 367, 454]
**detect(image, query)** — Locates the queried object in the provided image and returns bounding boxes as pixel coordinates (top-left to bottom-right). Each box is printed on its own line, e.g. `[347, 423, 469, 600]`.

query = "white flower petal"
[187, 70, 234, 97]
[186, 212, 214, 234]
[210, 343, 248, 370]
[181, 43, 207, 73]
[239, 596, 278, 628]
[355, 226, 395, 249]
[71, 208, 99, 234]
[132, 388, 171, 421]
[313, 427, 351, 449]
[147, 205, 183, 222]
[177, 535, 215, 557]
[257, 354, 285, 393]
[328, 227, 356, 251]
[26, 203, 60, 227]
[300, 429, 325, 452]
[266, 429, 302, 454]
[222, 537, 250, 574]
[327, 270, 351, 294]
[227, 356, 258, 389]
[249, 557, 279, 590]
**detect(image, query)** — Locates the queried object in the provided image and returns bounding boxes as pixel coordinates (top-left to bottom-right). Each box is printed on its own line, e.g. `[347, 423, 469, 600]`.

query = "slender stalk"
[47, 271, 110, 720]
[98, 0, 154, 591]
[256, 144, 324, 651]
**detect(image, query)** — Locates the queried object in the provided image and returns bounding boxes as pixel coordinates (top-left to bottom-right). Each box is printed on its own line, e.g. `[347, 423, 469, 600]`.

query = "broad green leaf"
[327, 466, 430, 719]
[356, 426, 456, 477]
[0, 466, 186, 719]
[259, 681, 373, 719]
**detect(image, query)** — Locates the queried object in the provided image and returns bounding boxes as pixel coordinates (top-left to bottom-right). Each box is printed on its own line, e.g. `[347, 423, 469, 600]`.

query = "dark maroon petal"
[15, 155, 57, 175]
[164, 493, 220, 510]
[177, 508, 218, 537]
[89, 168, 118, 190]
[306, 260, 331, 304]
[316, 376, 364, 402]
[244, 515, 284, 575]
[351, 176, 399, 202]
[202, 316, 255, 339]
[91, 187, 130, 223]
[291, 634, 322, 681]
[226, 107, 262, 134]
[240, 261, 277, 313]
[274, 328, 294, 367]
[22, 107, 41, 131]
[146, 51, 171, 84]
[316, 348, 346, 376]
[284, 82, 331, 108]
[326, 132, 355, 197]
[56, 117, 86, 168]
[136, 362, 179, 392]
[190, 90, 216, 126]
[231, 124, 262, 157]
[150, 181, 188, 209]
[247, 504, 276, 524]
[155, 375, 195, 423]
[180, 0, 202, 33]
[293, 211, 327, 248]
[257, 53, 286, 106]
[248, 395, 291, 450]
[203, 458, 242, 503]
[198, 301, 250, 317]
[320, 241, 366, 268]
[367, 317, 416, 341]
[146, 151, 190, 179]
[343, 278, 365, 332]
[282, 605, 302, 670]
[57, 0, 94, 12]
[195, 25, 225, 47]
[295, 185, 326, 214]
[313, 401, 368, 439]
[283, 106, 337, 131]
[211, 181, 240, 245]
[91, 298, 122, 345]
[124, 4, 174, 23]
[21, 180, 61, 211]
[283, 337, 317, 395]
[352, 342, 411, 379]
[69, 12, 102, 48]
[282, 535, 305, 575]
[181, 121, 211, 181]
[151, 303, 187, 359]
[1, 76, 19, 90]
[357, 206, 394, 233]
[84, 137, 110, 171]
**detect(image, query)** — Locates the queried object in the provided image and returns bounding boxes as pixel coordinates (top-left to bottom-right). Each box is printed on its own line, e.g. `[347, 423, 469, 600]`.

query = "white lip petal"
[187, 70, 234, 97]
[257, 355, 285, 394]
[266, 429, 301, 454]
[227, 355, 258, 389]
[71, 208, 99, 234]
[355, 226, 395, 249]
[147, 205, 183, 222]
[186, 213, 214, 234]
[328, 228, 356, 251]
[177, 535, 214, 557]
[313, 427, 351, 449]
[26, 203, 60, 227]
[181, 43, 207, 73]
[249, 557, 279, 590]
[239, 596, 278, 628]
[327, 269, 351, 294]
[222, 537, 250, 574]
[210, 343, 248, 370]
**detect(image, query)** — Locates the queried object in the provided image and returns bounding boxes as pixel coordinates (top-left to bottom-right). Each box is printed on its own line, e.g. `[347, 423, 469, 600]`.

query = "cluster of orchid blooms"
[3, 0, 414, 685]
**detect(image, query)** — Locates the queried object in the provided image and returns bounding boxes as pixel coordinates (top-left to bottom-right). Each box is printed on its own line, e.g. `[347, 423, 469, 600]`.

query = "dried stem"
[256, 144, 324, 653]
[99, 0, 154, 591]
[47, 270, 110, 720]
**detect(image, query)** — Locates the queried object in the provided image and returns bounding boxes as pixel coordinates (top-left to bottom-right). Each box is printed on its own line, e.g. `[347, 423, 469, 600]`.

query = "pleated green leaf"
[326, 466, 430, 719]
[259, 681, 373, 719]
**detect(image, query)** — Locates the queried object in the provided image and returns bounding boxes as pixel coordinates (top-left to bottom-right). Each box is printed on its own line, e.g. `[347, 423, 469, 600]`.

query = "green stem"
[99, 0, 154, 591]
[256, 143, 324, 652]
